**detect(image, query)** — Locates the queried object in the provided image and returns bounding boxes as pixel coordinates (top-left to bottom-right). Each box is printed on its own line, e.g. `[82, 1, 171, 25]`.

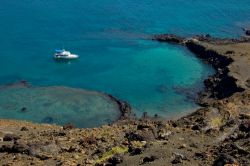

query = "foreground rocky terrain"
[0, 33, 250, 166]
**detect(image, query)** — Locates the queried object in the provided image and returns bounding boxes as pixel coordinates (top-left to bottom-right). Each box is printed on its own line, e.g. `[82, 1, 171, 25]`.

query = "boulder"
[213, 154, 238, 166]
[194, 152, 207, 160]
[128, 146, 143, 155]
[12, 140, 29, 153]
[3, 134, 20, 141]
[63, 123, 75, 130]
[239, 120, 250, 132]
[125, 132, 144, 142]
[142, 156, 158, 163]
[108, 154, 123, 165]
[172, 156, 182, 164]
[172, 153, 187, 164]
[20, 126, 29, 131]
[191, 124, 201, 131]
[0, 144, 13, 152]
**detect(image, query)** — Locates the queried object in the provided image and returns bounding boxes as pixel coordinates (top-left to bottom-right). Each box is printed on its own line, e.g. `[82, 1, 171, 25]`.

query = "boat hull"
[54, 54, 79, 59]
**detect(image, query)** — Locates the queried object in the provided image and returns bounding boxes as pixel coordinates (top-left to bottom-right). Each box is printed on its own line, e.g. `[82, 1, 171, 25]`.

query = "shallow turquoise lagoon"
[0, 0, 249, 127]
[0, 86, 121, 128]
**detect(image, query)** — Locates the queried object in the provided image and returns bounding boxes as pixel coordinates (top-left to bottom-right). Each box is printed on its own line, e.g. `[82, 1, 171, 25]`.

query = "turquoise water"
[0, 86, 120, 128]
[0, 0, 249, 126]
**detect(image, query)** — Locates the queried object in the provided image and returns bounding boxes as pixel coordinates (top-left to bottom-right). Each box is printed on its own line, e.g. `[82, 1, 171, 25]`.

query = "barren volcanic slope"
[0, 36, 249, 166]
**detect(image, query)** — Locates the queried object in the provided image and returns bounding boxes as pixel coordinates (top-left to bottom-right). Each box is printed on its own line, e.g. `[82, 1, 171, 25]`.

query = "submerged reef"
[0, 83, 133, 128]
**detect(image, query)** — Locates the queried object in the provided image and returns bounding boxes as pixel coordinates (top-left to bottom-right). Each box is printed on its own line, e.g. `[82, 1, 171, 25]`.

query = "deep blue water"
[0, 0, 249, 125]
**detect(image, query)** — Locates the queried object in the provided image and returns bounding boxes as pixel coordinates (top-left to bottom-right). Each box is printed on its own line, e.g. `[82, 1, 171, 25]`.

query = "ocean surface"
[0, 0, 249, 127]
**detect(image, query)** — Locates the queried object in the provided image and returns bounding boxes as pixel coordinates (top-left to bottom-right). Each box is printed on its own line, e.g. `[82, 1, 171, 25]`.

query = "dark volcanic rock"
[244, 29, 250, 36]
[108, 154, 123, 165]
[172, 153, 187, 164]
[0, 140, 29, 154]
[79, 136, 97, 146]
[137, 123, 151, 130]
[194, 152, 207, 160]
[225, 50, 234, 54]
[239, 120, 250, 132]
[213, 154, 238, 166]
[213, 75, 244, 99]
[246, 30, 250, 36]
[0, 144, 13, 153]
[185, 41, 232, 68]
[125, 132, 144, 142]
[246, 79, 250, 88]
[185, 41, 244, 100]
[20, 126, 29, 131]
[63, 123, 75, 130]
[152, 34, 185, 44]
[12, 140, 29, 153]
[191, 124, 201, 131]
[126, 129, 156, 142]
[40, 131, 66, 137]
[142, 156, 158, 164]
[172, 156, 182, 164]
[128, 146, 143, 156]
[3, 134, 20, 141]
[107, 94, 133, 120]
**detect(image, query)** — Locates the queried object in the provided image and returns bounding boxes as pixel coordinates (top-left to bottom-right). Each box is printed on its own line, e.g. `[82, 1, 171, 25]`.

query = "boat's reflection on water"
[53, 58, 79, 64]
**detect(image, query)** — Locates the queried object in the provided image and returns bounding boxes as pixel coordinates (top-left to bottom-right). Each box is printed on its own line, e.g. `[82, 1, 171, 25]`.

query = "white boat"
[54, 49, 79, 59]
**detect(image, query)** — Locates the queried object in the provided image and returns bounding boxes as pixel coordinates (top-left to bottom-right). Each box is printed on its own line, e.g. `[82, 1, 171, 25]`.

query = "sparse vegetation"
[95, 146, 128, 164]
[210, 117, 224, 129]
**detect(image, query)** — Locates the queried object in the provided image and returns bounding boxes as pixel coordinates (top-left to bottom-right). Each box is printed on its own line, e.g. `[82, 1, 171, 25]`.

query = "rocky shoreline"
[0, 33, 249, 165]
[153, 33, 249, 102]
[106, 94, 134, 121]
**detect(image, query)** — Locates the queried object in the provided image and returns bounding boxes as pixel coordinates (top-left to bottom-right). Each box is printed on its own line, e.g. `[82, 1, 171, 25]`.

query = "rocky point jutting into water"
[0, 32, 250, 165]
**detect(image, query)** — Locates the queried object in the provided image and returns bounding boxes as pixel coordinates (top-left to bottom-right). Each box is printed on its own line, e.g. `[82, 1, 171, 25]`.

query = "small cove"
[0, 40, 214, 127]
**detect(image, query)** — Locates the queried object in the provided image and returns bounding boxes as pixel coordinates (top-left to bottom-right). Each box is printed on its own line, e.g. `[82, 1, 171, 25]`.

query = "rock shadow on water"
[172, 82, 204, 102]
[42, 116, 54, 124]
[156, 84, 168, 93]
[20, 107, 28, 113]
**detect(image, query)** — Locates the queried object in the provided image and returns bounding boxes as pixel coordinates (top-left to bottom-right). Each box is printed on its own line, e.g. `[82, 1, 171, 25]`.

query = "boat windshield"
[55, 49, 65, 53]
